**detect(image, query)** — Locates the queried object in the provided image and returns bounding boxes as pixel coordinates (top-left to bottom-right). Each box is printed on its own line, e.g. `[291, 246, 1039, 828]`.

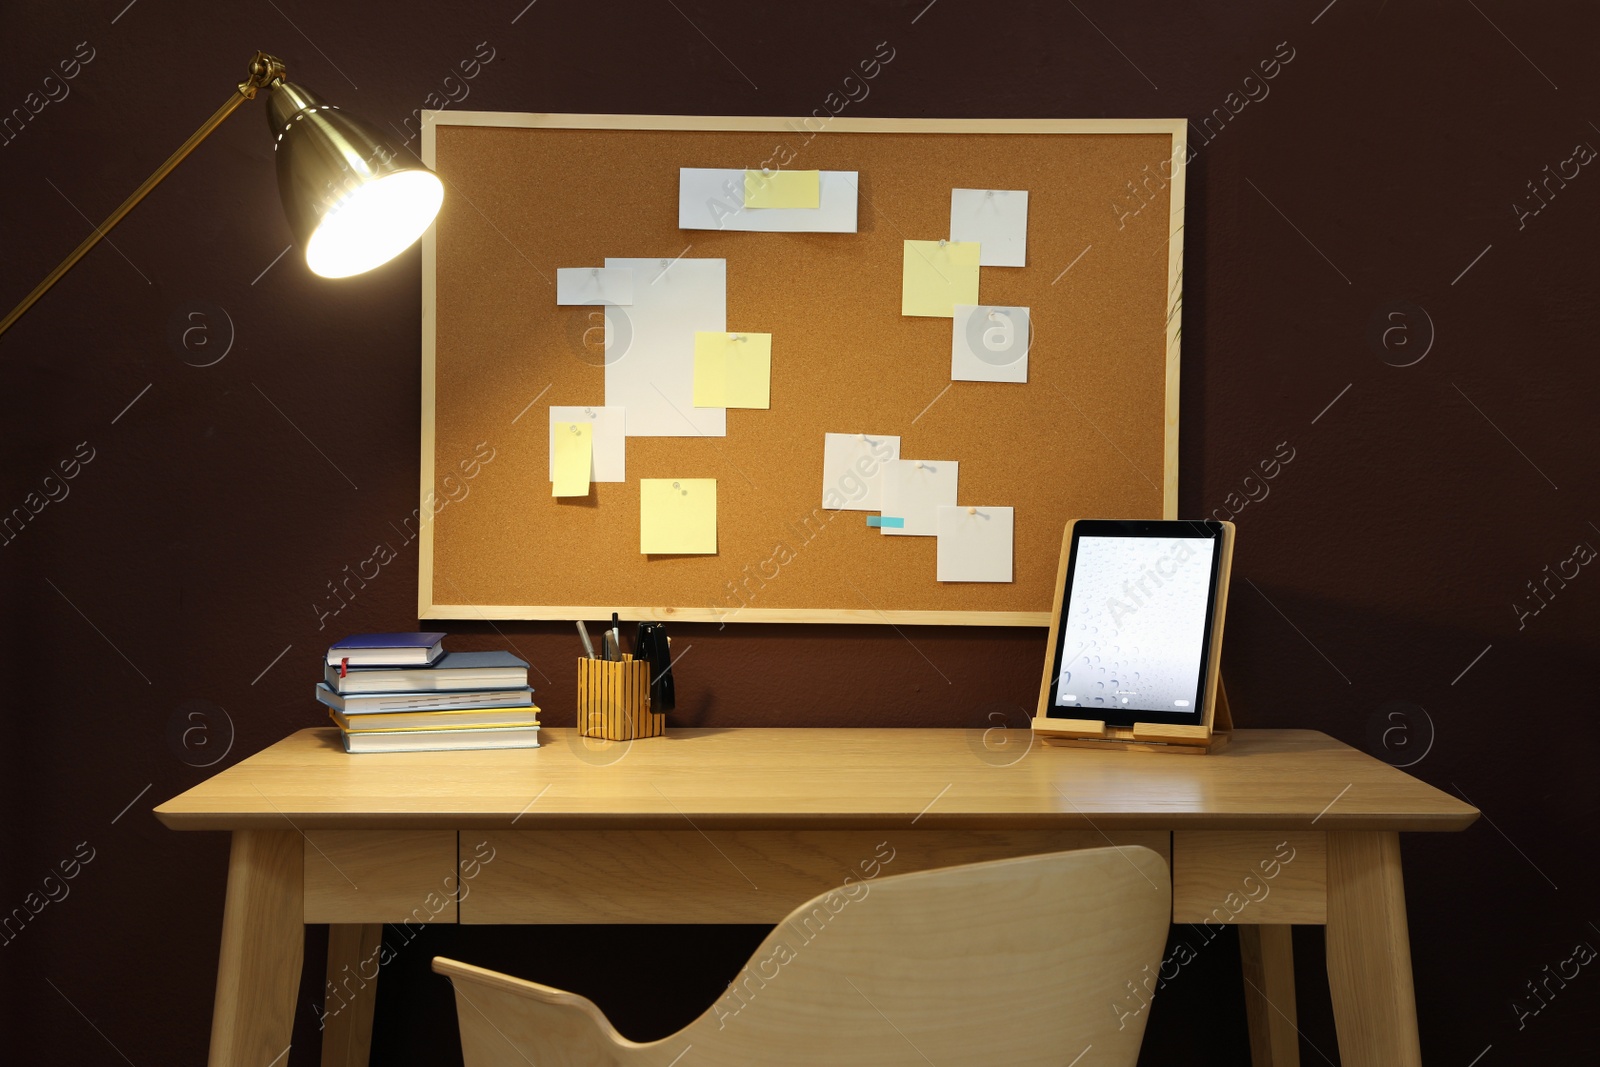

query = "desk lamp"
[0, 51, 444, 338]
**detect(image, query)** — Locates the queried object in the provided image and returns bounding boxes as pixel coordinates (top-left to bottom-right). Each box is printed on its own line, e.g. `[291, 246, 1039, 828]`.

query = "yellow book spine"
[330, 707, 541, 734]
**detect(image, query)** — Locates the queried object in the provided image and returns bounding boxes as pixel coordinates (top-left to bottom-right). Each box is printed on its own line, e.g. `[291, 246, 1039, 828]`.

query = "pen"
[576, 620, 596, 659]
[611, 612, 621, 657]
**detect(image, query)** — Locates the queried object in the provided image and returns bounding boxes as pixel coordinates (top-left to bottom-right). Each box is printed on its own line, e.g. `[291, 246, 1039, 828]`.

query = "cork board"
[420, 114, 1184, 626]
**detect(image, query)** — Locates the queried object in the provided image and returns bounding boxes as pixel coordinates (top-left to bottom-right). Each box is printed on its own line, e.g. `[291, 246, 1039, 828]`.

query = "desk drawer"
[303, 830, 459, 924]
[462, 829, 1169, 924]
[1172, 831, 1326, 925]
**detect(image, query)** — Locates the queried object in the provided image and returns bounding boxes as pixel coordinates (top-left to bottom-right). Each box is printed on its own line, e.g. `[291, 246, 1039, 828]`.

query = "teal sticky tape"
[867, 516, 905, 528]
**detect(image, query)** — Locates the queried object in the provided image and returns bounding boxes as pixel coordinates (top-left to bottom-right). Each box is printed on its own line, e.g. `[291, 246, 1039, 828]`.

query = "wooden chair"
[433, 846, 1172, 1066]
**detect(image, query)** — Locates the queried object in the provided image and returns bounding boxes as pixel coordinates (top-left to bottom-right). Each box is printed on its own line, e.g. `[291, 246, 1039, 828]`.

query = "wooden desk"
[156, 727, 1476, 1067]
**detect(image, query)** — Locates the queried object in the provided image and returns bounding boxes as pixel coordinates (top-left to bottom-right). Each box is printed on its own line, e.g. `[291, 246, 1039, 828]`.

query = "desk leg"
[1240, 925, 1301, 1067]
[208, 830, 304, 1066]
[321, 924, 383, 1066]
[1326, 831, 1422, 1067]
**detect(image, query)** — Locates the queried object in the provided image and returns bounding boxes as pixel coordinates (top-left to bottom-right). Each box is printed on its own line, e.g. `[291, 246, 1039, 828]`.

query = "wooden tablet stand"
[1034, 680, 1233, 755]
[1030, 518, 1236, 756]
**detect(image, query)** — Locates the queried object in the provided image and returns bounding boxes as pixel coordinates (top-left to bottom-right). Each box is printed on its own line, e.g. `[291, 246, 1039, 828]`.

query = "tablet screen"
[1052, 533, 1218, 719]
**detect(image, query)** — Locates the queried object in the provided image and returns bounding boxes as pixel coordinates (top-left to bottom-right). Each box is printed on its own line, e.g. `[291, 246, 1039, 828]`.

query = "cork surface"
[427, 118, 1177, 621]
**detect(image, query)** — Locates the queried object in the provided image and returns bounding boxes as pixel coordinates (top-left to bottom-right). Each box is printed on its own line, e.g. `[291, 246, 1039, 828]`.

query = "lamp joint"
[239, 51, 288, 99]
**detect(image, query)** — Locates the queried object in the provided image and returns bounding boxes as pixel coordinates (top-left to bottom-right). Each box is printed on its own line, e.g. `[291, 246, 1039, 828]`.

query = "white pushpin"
[938, 239, 947, 248]
[762, 167, 773, 177]
[967, 506, 977, 515]
[915, 461, 925, 470]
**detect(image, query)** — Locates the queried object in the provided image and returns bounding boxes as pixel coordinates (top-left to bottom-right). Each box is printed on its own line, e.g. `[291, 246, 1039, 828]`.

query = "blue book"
[325, 651, 530, 694]
[326, 632, 447, 667]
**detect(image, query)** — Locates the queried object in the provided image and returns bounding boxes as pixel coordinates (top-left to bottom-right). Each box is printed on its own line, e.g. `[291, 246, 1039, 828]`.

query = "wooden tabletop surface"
[153, 727, 1478, 833]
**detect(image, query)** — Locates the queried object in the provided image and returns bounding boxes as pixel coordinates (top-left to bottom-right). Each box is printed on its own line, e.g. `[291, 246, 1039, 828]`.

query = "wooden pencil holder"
[577, 654, 664, 741]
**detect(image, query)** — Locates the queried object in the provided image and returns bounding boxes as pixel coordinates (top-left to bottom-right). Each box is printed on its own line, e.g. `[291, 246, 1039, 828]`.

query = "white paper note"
[878, 460, 959, 536]
[549, 406, 626, 482]
[678, 168, 859, 232]
[821, 433, 901, 511]
[951, 305, 1030, 383]
[556, 267, 634, 305]
[936, 506, 1015, 582]
[604, 257, 726, 438]
[950, 188, 1029, 267]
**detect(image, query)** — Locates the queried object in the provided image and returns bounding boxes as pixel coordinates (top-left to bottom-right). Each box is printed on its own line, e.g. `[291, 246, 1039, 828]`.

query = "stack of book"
[318, 632, 540, 753]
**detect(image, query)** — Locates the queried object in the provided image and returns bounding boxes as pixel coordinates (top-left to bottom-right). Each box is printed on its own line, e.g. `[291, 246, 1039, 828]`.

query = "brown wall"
[2, 2, 1596, 1063]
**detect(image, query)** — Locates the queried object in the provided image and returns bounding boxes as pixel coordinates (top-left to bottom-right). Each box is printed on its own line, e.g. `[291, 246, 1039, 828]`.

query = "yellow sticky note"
[744, 169, 820, 209]
[640, 479, 717, 554]
[902, 240, 980, 317]
[552, 422, 592, 497]
[693, 332, 772, 409]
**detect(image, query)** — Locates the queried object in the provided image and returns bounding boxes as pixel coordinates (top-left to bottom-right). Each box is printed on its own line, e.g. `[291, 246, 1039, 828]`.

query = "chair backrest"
[437, 845, 1171, 1067]
[677, 844, 1170, 1066]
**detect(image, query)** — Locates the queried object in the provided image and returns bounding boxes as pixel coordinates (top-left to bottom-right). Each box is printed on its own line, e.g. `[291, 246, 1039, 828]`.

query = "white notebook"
[341, 725, 541, 754]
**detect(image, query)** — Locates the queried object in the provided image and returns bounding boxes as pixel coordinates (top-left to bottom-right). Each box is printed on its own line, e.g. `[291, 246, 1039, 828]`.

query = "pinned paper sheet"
[902, 241, 980, 317]
[604, 257, 726, 438]
[551, 423, 592, 497]
[640, 478, 717, 554]
[877, 459, 959, 536]
[821, 433, 901, 511]
[556, 267, 634, 305]
[952, 305, 1030, 383]
[549, 406, 626, 482]
[936, 506, 1014, 582]
[744, 170, 820, 209]
[693, 332, 772, 409]
[678, 168, 859, 232]
[950, 189, 1029, 267]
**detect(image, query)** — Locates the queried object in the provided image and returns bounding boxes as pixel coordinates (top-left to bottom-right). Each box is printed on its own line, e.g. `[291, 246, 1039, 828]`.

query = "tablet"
[1035, 519, 1234, 730]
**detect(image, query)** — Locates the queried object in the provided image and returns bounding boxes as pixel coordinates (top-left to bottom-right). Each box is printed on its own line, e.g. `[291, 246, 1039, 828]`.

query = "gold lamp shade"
[267, 80, 444, 279]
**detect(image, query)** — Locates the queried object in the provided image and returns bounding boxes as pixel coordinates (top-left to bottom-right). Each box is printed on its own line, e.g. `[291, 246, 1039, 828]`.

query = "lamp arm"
[0, 52, 287, 340]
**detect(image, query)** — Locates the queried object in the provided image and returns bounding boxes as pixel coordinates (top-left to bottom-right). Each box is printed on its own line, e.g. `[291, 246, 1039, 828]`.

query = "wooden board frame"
[419, 113, 1187, 625]
[1031, 519, 1234, 753]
